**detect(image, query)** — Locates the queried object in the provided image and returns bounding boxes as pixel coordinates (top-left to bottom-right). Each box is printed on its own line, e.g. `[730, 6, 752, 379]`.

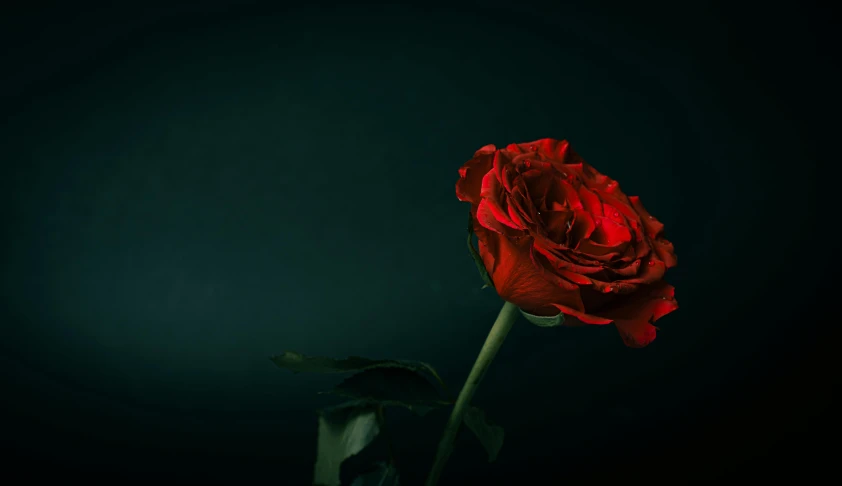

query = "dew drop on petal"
[529, 145, 537, 151]
[605, 286, 613, 293]
[648, 260, 655, 266]
[613, 211, 619, 218]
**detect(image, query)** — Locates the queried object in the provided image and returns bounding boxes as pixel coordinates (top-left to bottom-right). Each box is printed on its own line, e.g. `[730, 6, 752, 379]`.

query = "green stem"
[424, 301, 519, 486]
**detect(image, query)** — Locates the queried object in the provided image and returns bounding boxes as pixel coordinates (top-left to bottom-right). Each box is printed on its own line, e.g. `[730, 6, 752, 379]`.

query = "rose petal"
[492, 151, 511, 185]
[596, 189, 634, 213]
[602, 179, 620, 194]
[544, 179, 570, 213]
[623, 258, 666, 284]
[572, 248, 621, 264]
[530, 244, 595, 287]
[480, 169, 502, 199]
[629, 196, 666, 237]
[490, 200, 521, 229]
[590, 217, 632, 247]
[543, 210, 572, 242]
[576, 238, 629, 258]
[631, 232, 651, 258]
[584, 277, 618, 294]
[580, 162, 610, 188]
[605, 259, 642, 278]
[521, 169, 555, 210]
[510, 139, 581, 166]
[550, 303, 613, 325]
[507, 202, 529, 229]
[520, 172, 556, 219]
[578, 187, 604, 215]
[456, 152, 494, 204]
[559, 179, 583, 210]
[567, 210, 596, 246]
[476, 199, 509, 234]
[510, 187, 536, 225]
[474, 144, 497, 156]
[505, 142, 525, 154]
[476, 232, 585, 316]
[531, 243, 603, 275]
[556, 268, 594, 286]
[528, 246, 582, 293]
[562, 162, 584, 179]
[614, 320, 659, 348]
[539, 138, 570, 160]
[501, 165, 516, 193]
[599, 282, 679, 347]
[601, 203, 627, 226]
[604, 280, 641, 295]
[652, 238, 678, 268]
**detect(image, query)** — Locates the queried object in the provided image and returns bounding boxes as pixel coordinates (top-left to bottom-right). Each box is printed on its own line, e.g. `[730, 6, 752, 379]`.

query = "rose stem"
[424, 300, 519, 486]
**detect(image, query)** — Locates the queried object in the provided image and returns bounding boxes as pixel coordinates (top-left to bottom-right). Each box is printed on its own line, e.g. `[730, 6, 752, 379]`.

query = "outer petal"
[476, 199, 510, 235]
[628, 196, 665, 237]
[652, 238, 678, 268]
[615, 319, 659, 348]
[509, 138, 583, 165]
[600, 282, 679, 347]
[474, 144, 497, 155]
[476, 229, 584, 318]
[550, 303, 613, 325]
[456, 151, 495, 204]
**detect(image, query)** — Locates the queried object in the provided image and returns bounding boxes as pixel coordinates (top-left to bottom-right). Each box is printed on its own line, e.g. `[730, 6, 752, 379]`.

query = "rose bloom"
[456, 138, 678, 347]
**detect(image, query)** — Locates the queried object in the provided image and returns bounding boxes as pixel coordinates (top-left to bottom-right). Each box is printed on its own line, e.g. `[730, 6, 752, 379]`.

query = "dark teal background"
[1, 1, 831, 484]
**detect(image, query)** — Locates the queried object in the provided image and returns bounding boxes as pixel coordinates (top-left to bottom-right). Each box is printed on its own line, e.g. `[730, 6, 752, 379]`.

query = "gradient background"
[0, 1, 834, 484]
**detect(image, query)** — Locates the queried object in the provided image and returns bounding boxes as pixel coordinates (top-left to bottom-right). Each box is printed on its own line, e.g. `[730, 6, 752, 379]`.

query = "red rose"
[456, 138, 678, 347]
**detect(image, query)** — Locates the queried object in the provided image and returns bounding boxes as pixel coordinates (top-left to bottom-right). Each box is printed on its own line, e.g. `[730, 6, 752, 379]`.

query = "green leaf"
[270, 351, 448, 394]
[467, 211, 495, 290]
[314, 400, 382, 486]
[329, 367, 452, 414]
[519, 308, 565, 327]
[463, 406, 505, 462]
[350, 461, 400, 486]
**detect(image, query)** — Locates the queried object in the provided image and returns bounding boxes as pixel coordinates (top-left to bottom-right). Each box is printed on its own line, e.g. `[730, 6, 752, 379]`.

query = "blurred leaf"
[314, 400, 382, 486]
[349, 461, 400, 486]
[467, 211, 495, 290]
[463, 406, 504, 462]
[270, 351, 448, 393]
[329, 367, 452, 414]
[520, 308, 565, 327]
